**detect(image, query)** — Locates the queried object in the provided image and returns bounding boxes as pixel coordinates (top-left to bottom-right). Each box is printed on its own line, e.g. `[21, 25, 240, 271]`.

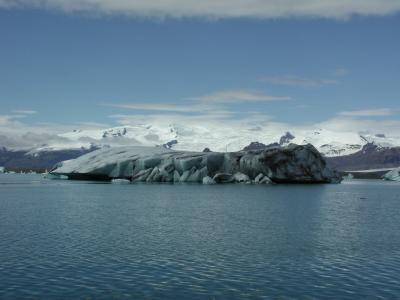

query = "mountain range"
[1, 125, 400, 172]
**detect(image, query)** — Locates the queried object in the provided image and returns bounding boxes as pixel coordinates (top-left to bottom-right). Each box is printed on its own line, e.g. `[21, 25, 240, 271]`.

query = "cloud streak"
[338, 108, 397, 117]
[1, 0, 400, 19]
[104, 103, 206, 113]
[259, 75, 338, 87]
[190, 89, 290, 103]
[103, 89, 289, 115]
[12, 110, 37, 115]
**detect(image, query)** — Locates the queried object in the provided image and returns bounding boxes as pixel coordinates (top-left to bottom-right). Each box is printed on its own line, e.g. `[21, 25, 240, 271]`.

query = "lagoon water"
[1, 174, 400, 299]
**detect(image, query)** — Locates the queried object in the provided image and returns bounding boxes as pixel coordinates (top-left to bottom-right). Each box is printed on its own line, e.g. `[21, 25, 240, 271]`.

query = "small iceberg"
[342, 173, 354, 180]
[111, 178, 131, 184]
[43, 173, 68, 180]
[383, 168, 400, 182]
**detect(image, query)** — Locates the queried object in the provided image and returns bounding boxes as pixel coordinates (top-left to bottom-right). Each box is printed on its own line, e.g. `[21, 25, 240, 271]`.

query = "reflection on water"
[1, 174, 400, 299]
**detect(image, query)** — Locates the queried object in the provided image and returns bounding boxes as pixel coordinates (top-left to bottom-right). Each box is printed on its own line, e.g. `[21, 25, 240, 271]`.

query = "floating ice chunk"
[259, 176, 272, 184]
[202, 176, 216, 185]
[383, 168, 400, 182]
[111, 178, 131, 184]
[342, 173, 354, 180]
[254, 173, 264, 184]
[233, 172, 250, 183]
[43, 173, 68, 180]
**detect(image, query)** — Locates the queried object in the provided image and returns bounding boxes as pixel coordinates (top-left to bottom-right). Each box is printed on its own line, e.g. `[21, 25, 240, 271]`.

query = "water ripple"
[1, 175, 400, 299]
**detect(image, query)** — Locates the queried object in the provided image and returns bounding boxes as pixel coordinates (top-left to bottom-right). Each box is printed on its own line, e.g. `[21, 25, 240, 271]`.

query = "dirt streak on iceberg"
[50, 144, 342, 184]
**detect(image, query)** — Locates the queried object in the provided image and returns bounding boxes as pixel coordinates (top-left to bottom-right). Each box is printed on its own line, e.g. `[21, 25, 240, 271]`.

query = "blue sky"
[0, 1, 400, 138]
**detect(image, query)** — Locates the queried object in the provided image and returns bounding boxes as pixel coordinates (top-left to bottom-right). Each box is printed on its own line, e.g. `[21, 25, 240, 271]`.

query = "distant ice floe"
[51, 144, 342, 184]
[43, 173, 68, 180]
[111, 179, 131, 184]
[383, 168, 400, 182]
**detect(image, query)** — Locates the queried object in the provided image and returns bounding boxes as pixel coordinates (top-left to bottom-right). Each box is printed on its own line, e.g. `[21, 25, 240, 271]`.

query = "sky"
[0, 0, 400, 147]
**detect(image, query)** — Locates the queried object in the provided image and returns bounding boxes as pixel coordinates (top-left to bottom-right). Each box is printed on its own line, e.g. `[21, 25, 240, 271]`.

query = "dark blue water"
[1, 174, 400, 299]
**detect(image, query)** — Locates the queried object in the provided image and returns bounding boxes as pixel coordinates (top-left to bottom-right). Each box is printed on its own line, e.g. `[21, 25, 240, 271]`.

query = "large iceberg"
[383, 168, 400, 182]
[50, 144, 341, 184]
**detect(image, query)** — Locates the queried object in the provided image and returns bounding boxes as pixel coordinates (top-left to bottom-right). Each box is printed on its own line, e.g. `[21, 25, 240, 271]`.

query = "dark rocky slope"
[325, 143, 400, 171]
[0, 147, 97, 172]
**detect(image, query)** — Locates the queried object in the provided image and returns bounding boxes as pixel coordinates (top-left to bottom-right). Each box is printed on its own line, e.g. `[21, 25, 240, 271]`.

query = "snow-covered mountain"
[48, 125, 400, 158]
[326, 143, 400, 172]
[2, 123, 400, 172]
[286, 130, 400, 157]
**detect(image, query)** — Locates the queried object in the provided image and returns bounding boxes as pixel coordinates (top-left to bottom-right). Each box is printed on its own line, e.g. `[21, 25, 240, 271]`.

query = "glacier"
[383, 168, 400, 182]
[3, 119, 400, 162]
[50, 144, 341, 184]
[39, 125, 400, 158]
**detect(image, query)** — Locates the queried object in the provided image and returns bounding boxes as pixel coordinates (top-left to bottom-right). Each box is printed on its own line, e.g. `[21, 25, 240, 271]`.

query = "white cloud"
[2, 108, 400, 151]
[0, 114, 28, 125]
[189, 89, 290, 103]
[1, 0, 399, 19]
[103, 89, 289, 115]
[332, 68, 350, 77]
[338, 108, 396, 117]
[259, 75, 338, 87]
[0, 111, 37, 127]
[0, 114, 113, 150]
[110, 112, 233, 125]
[75, 121, 112, 128]
[12, 110, 37, 115]
[316, 117, 400, 136]
[87, 114, 400, 142]
[108, 112, 400, 152]
[0, 115, 15, 125]
[103, 102, 215, 113]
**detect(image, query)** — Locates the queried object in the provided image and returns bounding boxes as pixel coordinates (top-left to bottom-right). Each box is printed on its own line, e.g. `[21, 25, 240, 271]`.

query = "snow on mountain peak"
[27, 123, 400, 157]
